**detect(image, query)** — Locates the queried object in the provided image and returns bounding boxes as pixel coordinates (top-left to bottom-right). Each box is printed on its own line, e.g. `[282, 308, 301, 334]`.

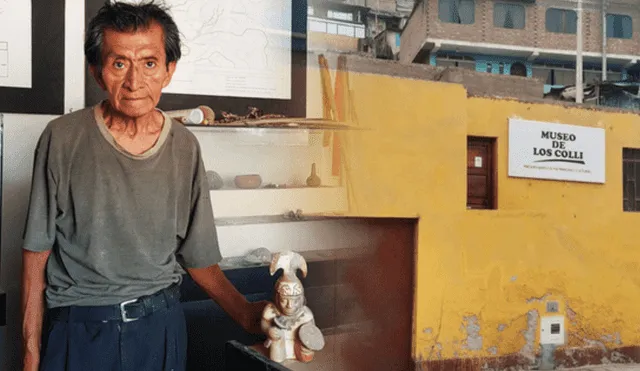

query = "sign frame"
[508, 118, 605, 184]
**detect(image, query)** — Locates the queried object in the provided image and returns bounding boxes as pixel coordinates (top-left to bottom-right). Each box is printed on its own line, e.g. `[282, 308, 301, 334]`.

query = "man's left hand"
[242, 300, 269, 334]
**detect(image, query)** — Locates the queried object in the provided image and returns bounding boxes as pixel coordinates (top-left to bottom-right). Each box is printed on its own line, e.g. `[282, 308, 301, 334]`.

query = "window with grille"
[494, 3, 525, 29]
[545, 8, 577, 34]
[435, 55, 476, 70]
[328, 10, 353, 22]
[439, 0, 475, 25]
[623, 148, 640, 212]
[606, 14, 632, 39]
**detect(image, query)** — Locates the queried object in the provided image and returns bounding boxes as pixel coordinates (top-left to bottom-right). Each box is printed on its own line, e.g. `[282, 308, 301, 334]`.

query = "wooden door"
[467, 137, 496, 209]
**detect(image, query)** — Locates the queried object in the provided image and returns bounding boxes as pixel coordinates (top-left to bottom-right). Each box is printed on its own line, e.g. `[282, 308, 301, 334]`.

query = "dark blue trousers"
[39, 295, 187, 371]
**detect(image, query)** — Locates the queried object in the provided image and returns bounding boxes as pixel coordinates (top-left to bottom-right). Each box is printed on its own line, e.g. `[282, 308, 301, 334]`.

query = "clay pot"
[306, 163, 321, 187]
[234, 174, 262, 189]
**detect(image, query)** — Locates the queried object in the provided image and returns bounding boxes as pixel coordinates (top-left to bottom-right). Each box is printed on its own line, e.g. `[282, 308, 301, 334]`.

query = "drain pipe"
[602, 0, 608, 81]
[576, 0, 584, 103]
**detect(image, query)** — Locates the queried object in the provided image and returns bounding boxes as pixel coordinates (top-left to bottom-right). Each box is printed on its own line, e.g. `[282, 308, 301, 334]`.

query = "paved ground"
[561, 365, 640, 370]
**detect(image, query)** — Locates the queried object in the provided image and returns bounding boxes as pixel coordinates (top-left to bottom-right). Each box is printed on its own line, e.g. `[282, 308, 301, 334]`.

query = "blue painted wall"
[430, 51, 533, 76]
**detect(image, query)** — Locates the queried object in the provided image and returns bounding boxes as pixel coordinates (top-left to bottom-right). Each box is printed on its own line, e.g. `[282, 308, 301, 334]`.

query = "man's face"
[91, 22, 176, 118]
[278, 294, 303, 316]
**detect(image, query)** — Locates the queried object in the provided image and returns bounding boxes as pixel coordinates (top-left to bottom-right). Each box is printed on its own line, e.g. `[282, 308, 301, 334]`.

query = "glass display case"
[188, 123, 354, 226]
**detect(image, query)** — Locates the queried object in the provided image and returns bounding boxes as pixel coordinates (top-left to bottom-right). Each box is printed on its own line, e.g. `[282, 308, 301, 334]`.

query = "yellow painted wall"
[335, 70, 640, 363]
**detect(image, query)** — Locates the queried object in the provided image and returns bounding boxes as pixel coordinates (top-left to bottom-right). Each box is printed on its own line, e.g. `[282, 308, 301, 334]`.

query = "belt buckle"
[119, 299, 140, 323]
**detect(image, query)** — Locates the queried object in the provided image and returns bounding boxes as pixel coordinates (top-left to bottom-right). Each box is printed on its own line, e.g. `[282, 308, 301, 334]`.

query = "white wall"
[0, 1, 360, 370]
[1, 114, 56, 371]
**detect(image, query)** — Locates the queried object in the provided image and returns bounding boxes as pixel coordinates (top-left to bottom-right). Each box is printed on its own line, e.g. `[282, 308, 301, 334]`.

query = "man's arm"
[21, 249, 50, 371]
[186, 264, 267, 334]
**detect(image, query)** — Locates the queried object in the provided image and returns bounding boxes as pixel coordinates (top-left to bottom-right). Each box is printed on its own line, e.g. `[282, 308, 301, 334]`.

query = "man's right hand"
[23, 351, 39, 371]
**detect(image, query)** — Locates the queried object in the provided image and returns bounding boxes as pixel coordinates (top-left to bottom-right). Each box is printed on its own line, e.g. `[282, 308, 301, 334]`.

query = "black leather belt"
[48, 284, 181, 323]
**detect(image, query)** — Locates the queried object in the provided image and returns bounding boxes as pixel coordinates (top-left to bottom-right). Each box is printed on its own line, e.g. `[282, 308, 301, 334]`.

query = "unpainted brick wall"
[437, 67, 544, 100]
[420, 0, 640, 56]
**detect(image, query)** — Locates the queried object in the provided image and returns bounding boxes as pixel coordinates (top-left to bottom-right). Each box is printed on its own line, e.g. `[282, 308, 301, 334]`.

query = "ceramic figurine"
[306, 163, 321, 187]
[261, 251, 325, 363]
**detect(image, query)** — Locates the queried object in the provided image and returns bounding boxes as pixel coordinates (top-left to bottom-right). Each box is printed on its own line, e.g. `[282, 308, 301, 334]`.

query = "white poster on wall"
[115, 0, 292, 100]
[0, 0, 32, 88]
[508, 118, 605, 184]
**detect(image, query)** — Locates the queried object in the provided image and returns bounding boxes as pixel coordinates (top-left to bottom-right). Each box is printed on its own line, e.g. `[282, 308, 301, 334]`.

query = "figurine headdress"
[270, 251, 308, 297]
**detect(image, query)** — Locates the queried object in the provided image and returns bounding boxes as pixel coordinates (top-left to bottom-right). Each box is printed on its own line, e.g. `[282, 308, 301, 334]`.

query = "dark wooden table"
[224, 332, 351, 371]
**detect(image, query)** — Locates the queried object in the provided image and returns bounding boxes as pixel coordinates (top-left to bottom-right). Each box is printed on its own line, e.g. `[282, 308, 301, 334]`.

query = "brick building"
[400, 0, 640, 92]
[307, 0, 415, 56]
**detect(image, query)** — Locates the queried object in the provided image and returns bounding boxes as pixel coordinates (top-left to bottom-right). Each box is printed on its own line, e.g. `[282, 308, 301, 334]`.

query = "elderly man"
[20, 2, 266, 370]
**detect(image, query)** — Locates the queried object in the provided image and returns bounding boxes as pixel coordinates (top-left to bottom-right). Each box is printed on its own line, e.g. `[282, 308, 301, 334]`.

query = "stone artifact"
[206, 170, 224, 190]
[243, 247, 272, 265]
[261, 251, 325, 363]
[305, 163, 321, 187]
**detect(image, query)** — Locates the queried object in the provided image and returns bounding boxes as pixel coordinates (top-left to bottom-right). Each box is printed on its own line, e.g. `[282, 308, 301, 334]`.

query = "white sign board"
[508, 118, 605, 183]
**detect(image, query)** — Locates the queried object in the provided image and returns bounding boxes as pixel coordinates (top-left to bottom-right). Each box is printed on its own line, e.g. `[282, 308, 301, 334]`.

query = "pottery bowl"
[234, 174, 262, 189]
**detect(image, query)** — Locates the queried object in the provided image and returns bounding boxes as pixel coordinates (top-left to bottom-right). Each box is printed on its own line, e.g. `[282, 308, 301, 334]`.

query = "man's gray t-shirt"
[22, 104, 222, 308]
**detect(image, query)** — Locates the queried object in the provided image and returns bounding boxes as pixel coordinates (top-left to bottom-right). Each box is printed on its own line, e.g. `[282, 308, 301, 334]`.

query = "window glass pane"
[337, 25, 355, 37]
[584, 71, 600, 83]
[438, 0, 450, 22]
[327, 23, 338, 34]
[546, 9, 562, 32]
[565, 10, 577, 33]
[622, 16, 633, 38]
[625, 161, 635, 181]
[546, 9, 576, 34]
[308, 6, 314, 16]
[355, 27, 365, 38]
[494, 3, 525, 29]
[532, 67, 552, 84]
[607, 14, 633, 39]
[435, 57, 457, 67]
[554, 69, 576, 86]
[309, 20, 326, 33]
[457, 60, 476, 70]
[608, 72, 623, 81]
[606, 15, 614, 36]
[458, 0, 475, 24]
[328, 10, 353, 21]
[439, 0, 475, 24]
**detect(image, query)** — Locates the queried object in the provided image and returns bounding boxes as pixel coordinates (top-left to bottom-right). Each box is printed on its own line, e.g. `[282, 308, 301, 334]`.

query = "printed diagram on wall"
[116, 0, 292, 100]
[0, 0, 32, 88]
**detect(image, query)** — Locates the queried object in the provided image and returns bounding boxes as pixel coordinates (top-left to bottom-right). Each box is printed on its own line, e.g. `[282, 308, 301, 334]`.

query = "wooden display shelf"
[185, 117, 359, 130]
[210, 186, 347, 219]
